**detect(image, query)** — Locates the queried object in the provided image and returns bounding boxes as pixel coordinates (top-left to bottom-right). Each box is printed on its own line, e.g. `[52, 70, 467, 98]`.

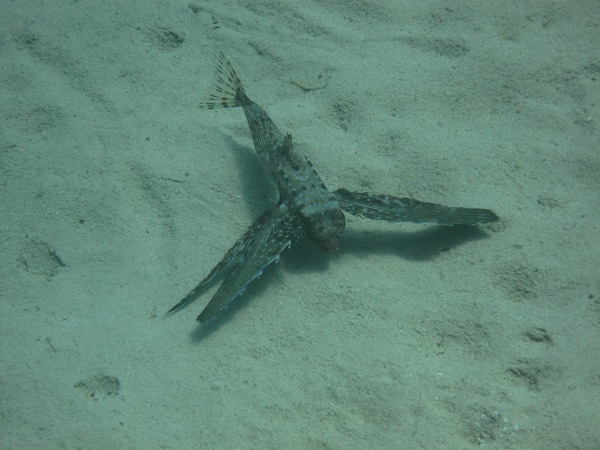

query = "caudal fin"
[200, 52, 246, 109]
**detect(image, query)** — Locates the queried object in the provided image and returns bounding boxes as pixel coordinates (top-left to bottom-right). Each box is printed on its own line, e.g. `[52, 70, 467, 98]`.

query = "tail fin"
[200, 52, 246, 109]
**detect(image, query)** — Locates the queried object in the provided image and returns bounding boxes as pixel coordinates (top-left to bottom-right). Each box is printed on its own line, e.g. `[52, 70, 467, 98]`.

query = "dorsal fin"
[282, 133, 293, 155]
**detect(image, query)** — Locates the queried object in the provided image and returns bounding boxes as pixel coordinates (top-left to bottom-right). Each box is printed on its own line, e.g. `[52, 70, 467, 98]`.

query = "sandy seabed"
[1, 1, 599, 448]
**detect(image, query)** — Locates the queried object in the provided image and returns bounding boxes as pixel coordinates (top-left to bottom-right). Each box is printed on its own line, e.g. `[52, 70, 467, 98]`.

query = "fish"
[166, 52, 498, 325]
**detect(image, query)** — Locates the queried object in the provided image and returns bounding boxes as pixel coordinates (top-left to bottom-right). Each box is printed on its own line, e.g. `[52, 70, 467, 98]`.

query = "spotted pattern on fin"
[334, 189, 498, 225]
[167, 202, 303, 322]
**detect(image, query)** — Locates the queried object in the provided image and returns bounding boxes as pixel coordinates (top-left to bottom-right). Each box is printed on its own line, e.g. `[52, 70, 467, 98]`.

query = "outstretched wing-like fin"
[166, 202, 302, 323]
[334, 188, 498, 225]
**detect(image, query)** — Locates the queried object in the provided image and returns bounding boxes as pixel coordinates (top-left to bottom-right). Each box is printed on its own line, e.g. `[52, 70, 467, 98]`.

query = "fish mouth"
[316, 237, 340, 252]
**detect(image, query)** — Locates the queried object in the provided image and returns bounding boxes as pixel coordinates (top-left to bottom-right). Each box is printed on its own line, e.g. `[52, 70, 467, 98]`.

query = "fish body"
[204, 53, 346, 251]
[167, 53, 498, 325]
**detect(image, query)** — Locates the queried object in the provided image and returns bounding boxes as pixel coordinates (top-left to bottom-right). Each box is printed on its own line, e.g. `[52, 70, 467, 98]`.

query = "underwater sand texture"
[1, 1, 599, 448]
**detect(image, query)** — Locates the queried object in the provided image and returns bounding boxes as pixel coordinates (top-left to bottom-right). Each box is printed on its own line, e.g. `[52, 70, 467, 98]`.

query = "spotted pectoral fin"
[165, 205, 272, 317]
[167, 202, 302, 323]
[196, 203, 303, 323]
[334, 188, 498, 225]
[165, 244, 238, 317]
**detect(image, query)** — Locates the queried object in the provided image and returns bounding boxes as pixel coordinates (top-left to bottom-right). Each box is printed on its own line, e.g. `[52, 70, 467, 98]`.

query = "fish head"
[305, 208, 346, 251]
